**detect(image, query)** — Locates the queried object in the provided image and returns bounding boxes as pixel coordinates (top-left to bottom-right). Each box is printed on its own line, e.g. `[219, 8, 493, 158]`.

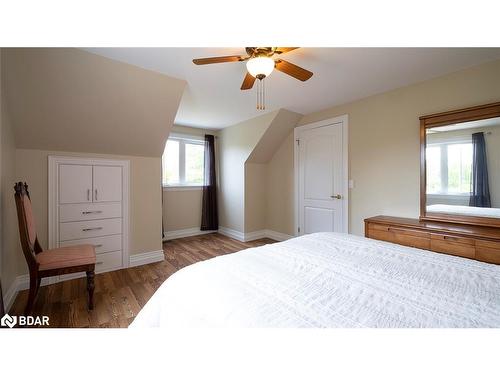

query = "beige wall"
[1, 48, 22, 292]
[285, 58, 500, 235]
[265, 132, 296, 235]
[218, 111, 279, 232]
[244, 163, 267, 232]
[3, 48, 186, 157]
[14, 149, 163, 277]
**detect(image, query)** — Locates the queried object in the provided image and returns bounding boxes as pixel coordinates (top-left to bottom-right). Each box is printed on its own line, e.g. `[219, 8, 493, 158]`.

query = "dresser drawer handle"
[94, 244, 103, 248]
[96, 261, 104, 265]
[82, 210, 103, 215]
[82, 227, 103, 232]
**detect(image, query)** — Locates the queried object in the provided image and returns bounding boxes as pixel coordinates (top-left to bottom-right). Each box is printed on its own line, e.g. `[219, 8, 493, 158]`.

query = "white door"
[93, 165, 122, 202]
[59, 164, 93, 204]
[297, 122, 346, 234]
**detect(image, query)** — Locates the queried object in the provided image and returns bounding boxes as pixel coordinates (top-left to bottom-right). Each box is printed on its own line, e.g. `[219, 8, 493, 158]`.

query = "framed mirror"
[420, 102, 500, 227]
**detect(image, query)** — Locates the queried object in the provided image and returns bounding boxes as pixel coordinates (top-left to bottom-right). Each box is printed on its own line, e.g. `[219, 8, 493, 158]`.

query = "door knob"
[331, 194, 342, 199]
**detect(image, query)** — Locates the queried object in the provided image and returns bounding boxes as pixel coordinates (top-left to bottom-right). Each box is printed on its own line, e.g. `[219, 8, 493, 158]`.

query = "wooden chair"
[14, 182, 96, 314]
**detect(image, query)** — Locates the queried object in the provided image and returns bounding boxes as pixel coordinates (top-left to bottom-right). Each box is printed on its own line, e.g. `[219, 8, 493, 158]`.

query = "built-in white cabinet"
[49, 157, 130, 279]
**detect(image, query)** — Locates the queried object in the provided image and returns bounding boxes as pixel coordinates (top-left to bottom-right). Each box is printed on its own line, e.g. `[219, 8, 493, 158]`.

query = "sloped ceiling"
[246, 109, 302, 163]
[2, 48, 186, 157]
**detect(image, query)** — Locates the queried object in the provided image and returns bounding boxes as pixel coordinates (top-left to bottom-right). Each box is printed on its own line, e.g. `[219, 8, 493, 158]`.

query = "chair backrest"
[14, 182, 42, 271]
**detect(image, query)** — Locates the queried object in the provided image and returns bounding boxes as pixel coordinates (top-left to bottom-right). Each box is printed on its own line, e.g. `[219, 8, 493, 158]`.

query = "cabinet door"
[93, 165, 122, 202]
[59, 164, 93, 204]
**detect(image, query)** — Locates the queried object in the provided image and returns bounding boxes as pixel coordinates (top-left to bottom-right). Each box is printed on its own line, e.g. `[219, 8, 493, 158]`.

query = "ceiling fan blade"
[275, 47, 299, 54]
[240, 72, 256, 90]
[274, 59, 313, 81]
[192, 55, 245, 65]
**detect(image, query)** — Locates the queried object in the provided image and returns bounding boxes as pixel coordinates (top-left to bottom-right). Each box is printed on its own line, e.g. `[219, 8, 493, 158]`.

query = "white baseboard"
[3, 277, 20, 313]
[129, 249, 165, 268]
[264, 230, 294, 242]
[218, 227, 294, 243]
[218, 226, 246, 242]
[163, 227, 217, 241]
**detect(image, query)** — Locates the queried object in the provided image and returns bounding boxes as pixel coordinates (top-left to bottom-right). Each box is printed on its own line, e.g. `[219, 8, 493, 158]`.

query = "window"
[162, 134, 205, 187]
[426, 141, 472, 195]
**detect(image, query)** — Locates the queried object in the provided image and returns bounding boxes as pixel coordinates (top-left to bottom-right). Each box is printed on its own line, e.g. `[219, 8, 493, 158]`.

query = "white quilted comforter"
[130, 233, 500, 328]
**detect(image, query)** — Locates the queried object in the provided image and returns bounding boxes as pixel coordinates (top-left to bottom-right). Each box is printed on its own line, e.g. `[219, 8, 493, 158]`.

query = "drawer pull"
[82, 210, 103, 215]
[96, 261, 104, 265]
[82, 227, 103, 232]
[94, 244, 103, 248]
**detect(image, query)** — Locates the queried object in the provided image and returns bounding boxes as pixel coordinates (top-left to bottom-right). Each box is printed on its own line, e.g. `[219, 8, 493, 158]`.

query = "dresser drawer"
[368, 223, 430, 249]
[475, 239, 500, 264]
[59, 218, 122, 241]
[59, 234, 122, 255]
[59, 202, 122, 222]
[430, 234, 475, 259]
[95, 251, 122, 273]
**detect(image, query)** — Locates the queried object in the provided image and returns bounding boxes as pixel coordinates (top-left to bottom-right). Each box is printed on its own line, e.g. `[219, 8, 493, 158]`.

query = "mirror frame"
[420, 101, 500, 228]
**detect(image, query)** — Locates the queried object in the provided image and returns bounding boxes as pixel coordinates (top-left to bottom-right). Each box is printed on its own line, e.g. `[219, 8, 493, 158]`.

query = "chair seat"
[36, 245, 96, 271]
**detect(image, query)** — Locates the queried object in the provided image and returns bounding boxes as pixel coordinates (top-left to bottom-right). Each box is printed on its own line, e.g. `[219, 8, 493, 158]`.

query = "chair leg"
[25, 274, 38, 315]
[86, 270, 95, 310]
[35, 277, 42, 296]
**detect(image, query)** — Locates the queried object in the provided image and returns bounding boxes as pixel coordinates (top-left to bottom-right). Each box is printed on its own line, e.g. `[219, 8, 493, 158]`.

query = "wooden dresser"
[365, 216, 500, 265]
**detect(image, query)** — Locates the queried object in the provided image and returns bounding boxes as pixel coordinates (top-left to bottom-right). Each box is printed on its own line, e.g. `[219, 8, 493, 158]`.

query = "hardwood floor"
[9, 233, 275, 328]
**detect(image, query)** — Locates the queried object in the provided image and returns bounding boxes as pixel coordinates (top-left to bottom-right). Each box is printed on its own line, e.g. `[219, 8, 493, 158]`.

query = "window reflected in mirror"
[426, 116, 500, 219]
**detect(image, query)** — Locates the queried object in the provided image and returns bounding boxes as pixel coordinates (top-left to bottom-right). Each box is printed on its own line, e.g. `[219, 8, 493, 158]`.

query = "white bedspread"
[130, 233, 500, 328]
[427, 204, 500, 218]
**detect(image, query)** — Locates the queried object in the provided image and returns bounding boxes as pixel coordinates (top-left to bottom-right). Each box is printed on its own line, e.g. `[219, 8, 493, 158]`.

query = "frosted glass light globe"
[246, 56, 274, 78]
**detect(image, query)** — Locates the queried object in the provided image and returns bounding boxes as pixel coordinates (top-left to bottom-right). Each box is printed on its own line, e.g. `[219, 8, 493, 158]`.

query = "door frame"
[294, 115, 349, 236]
[48, 155, 130, 268]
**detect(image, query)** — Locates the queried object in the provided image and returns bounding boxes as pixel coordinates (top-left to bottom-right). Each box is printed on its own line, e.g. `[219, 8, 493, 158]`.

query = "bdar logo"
[1, 313, 17, 328]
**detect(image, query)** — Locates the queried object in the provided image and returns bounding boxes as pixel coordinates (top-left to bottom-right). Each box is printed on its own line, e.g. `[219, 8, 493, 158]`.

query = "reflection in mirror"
[426, 117, 500, 218]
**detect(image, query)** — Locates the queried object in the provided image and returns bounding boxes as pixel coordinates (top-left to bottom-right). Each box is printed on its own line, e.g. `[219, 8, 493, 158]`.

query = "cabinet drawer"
[59, 218, 122, 241]
[59, 234, 122, 255]
[95, 251, 122, 273]
[368, 224, 430, 249]
[59, 202, 122, 222]
[430, 234, 475, 259]
[475, 240, 500, 264]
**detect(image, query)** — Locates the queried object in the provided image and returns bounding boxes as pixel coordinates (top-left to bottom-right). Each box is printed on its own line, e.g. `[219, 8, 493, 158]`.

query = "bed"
[130, 232, 500, 328]
[427, 204, 500, 219]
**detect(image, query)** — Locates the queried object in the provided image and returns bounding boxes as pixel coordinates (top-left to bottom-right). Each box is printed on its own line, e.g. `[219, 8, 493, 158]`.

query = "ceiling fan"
[193, 47, 313, 110]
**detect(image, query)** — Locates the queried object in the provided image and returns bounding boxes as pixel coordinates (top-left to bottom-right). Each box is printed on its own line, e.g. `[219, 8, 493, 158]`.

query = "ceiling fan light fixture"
[246, 56, 274, 78]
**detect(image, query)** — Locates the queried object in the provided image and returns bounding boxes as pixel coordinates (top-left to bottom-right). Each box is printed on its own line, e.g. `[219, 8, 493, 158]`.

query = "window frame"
[162, 133, 205, 189]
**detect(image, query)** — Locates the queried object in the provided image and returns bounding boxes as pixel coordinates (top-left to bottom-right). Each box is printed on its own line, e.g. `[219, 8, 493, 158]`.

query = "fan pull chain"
[256, 78, 266, 110]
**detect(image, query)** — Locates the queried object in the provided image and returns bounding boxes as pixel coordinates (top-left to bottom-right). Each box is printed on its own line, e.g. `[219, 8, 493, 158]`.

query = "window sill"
[163, 185, 204, 192]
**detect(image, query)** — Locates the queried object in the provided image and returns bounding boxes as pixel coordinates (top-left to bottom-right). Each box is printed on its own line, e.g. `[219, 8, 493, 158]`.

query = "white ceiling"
[83, 48, 500, 129]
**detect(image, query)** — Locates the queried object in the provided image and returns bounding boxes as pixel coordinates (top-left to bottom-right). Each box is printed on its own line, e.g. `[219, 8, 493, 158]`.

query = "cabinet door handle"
[94, 189, 98, 201]
[82, 227, 103, 232]
[82, 210, 103, 215]
[87, 189, 90, 201]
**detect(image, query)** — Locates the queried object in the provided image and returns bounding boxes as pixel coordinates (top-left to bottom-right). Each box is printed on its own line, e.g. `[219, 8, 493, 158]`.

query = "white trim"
[218, 227, 246, 242]
[265, 230, 294, 242]
[164, 227, 217, 241]
[244, 230, 267, 242]
[163, 185, 203, 192]
[294, 115, 349, 236]
[129, 250, 165, 268]
[3, 277, 20, 313]
[218, 227, 294, 243]
[48, 155, 130, 269]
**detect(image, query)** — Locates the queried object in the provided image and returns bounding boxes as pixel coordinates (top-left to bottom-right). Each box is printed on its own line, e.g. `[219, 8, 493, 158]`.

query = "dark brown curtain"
[469, 132, 491, 207]
[201, 134, 218, 230]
